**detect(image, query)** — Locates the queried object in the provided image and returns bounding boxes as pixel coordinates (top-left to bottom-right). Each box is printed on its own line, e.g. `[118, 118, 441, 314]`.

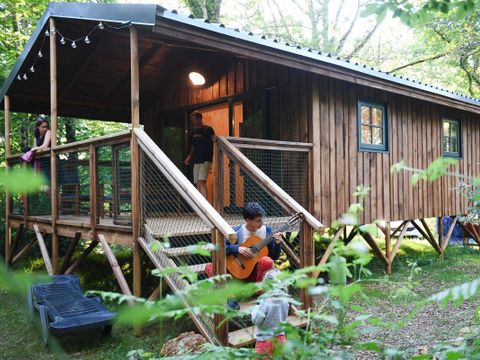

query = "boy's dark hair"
[242, 202, 266, 220]
[189, 111, 202, 120]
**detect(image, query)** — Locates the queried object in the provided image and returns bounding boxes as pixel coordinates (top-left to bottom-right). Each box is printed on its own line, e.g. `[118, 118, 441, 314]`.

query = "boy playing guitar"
[205, 202, 282, 282]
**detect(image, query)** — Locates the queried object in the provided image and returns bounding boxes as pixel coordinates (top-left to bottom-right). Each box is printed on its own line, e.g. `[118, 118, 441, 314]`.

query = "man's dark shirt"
[191, 125, 215, 164]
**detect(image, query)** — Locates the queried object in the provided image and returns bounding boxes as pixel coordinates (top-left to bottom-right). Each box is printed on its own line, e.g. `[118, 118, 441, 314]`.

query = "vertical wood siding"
[147, 59, 480, 227]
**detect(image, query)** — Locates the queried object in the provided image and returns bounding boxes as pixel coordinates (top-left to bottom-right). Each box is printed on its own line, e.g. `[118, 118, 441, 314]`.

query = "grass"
[2, 237, 480, 359]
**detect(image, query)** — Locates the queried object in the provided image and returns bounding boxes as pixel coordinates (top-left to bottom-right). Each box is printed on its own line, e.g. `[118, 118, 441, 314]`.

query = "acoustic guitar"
[226, 212, 304, 279]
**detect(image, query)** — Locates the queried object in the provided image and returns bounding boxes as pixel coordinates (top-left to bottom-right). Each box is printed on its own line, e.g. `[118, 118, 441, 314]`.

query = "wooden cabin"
[2, 2, 480, 345]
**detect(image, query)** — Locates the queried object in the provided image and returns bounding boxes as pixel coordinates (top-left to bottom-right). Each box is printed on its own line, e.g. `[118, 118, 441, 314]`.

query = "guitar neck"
[252, 222, 293, 252]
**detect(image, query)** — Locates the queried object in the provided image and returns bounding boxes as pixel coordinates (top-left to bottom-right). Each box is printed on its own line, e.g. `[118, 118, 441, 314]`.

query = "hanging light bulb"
[51, 27, 56, 34]
[98, 22, 104, 30]
[17, 75, 21, 80]
[84, 36, 90, 44]
[30, 66, 35, 73]
[60, 37, 66, 45]
[45, 29, 49, 36]
[71, 41, 77, 48]
[23, 74, 28, 80]
[38, 51, 43, 58]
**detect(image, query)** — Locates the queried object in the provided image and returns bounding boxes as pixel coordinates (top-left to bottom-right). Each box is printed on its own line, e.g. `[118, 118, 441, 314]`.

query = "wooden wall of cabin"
[311, 74, 480, 226]
[146, 58, 310, 144]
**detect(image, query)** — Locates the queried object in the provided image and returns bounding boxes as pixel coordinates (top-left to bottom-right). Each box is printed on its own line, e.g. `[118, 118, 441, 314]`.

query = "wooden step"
[186, 263, 208, 273]
[162, 244, 213, 257]
[228, 314, 308, 347]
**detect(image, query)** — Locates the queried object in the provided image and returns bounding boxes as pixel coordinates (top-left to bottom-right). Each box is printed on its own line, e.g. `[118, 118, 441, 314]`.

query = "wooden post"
[89, 145, 98, 239]
[4, 95, 11, 266]
[65, 240, 99, 274]
[313, 226, 343, 279]
[300, 223, 314, 309]
[130, 25, 142, 335]
[50, 18, 59, 274]
[8, 224, 24, 265]
[385, 222, 391, 275]
[311, 80, 321, 219]
[213, 229, 228, 345]
[438, 217, 443, 248]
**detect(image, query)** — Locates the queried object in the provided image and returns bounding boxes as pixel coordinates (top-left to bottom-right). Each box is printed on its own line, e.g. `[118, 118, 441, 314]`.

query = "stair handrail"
[134, 128, 237, 242]
[216, 136, 324, 231]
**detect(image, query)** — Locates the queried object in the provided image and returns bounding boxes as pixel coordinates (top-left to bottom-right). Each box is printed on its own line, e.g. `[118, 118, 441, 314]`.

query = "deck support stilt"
[8, 224, 25, 265]
[457, 221, 480, 247]
[385, 222, 391, 274]
[59, 232, 82, 274]
[99, 234, 134, 305]
[313, 226, 343, 279]
[65, 240, 99, 274]
[34, 225, 53, 275]
[11, 237, 37, 265]
[440, 216, 458, 253]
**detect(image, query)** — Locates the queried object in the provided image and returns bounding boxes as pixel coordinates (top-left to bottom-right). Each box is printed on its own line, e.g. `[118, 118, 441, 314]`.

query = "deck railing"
[7, 130, 132, 231]
[216, 136, 323, 309]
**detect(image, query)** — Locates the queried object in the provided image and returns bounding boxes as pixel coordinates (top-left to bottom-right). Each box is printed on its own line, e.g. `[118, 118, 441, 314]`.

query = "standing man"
[185, 111, 215, 199]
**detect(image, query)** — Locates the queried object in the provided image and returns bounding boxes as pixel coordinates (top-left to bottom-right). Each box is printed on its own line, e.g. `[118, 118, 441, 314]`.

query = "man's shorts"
[193, 161, 212, 183]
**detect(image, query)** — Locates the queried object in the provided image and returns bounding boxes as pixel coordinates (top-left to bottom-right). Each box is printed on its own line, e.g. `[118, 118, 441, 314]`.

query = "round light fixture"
[188, 71, 206, 86]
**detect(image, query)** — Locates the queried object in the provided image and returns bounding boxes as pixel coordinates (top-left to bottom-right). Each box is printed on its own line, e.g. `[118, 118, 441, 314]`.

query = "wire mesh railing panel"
[8, 159, 25, 216]
[239, 147, 310, 210]
[96, 143, 132, 227]
[57, 150, 90, 223]
[28, 153, 52, 216]
[139, 146, 216, 334]
[219, 149, 303, 275]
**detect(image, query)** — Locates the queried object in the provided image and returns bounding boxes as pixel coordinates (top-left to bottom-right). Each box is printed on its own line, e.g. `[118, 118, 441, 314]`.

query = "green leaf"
[0, 168, 46, 194]
[356, 341, 382, 352]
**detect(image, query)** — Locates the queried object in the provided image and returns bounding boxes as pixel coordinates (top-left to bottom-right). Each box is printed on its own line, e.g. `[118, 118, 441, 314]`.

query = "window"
[358, 100, 388, 152]
[442, 119, 461, 157]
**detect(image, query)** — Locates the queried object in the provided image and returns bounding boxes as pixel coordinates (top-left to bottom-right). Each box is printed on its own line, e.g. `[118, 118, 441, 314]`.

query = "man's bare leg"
[197, 180, 208, 199]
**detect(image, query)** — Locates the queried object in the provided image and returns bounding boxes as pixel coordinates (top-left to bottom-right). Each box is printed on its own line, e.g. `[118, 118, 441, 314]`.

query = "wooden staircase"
[135, 128, 323, 346]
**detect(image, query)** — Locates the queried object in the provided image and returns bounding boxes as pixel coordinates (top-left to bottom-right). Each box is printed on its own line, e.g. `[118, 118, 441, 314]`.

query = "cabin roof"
[1, 1, 479, 120]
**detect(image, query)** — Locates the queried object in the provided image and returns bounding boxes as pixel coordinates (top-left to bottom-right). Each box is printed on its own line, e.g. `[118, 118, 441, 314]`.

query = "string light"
[16, 21, 131, 81]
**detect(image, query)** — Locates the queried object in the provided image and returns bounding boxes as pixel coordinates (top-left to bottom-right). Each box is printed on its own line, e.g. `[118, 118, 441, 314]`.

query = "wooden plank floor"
[32, 214, 131, 229]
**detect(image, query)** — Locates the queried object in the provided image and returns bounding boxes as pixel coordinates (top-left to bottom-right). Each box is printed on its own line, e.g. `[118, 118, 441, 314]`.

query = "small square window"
[442, 119, 461, 158]
[358, 100, 388, 152]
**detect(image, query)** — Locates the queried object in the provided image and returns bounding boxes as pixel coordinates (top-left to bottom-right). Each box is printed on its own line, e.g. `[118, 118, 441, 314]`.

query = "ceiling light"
[188, 71, 206, 86]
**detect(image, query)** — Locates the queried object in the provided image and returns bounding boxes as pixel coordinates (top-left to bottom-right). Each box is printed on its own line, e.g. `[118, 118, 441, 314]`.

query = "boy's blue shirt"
[225, 224, 282, 260]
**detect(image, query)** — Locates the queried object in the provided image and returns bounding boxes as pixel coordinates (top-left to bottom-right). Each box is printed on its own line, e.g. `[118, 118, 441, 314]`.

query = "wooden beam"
[390, 220, 407, 238]
[4, 95, 10, 157]
[361, 231, 389, 265]
[280, 238, 301, 268]
[441, 216, 458, 252]
[437, 217, 443, 249]
[8, 224, 24, 265]
[98, 234, 134, 305]
[59, 232, 81, 274]
[50, 18, 59, 274]
[130, 25, 142, 336]
[212, 228, 228, 345]
[33, 225, 53, 275]
[457, 222, 480, 247]
[4, 96, 11, 263]
[65, 240, 99, 274]
[420, 218, 440, 250]
[344, 227, 357, 246]
[11, 237, 37, 265]
[411, 220, 442, 255]
[89, 144, 98, 241]
[53, 130, 130, 153]
[385, 222, 391, 275]
[148, 286, 161, 302]
[390, 220, 409, 263]
[300, 223, 314, 309]
[313, 226, 343, 279]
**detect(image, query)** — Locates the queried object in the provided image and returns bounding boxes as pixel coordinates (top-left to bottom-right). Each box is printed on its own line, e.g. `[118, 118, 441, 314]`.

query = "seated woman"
[31, 116, 51, 184]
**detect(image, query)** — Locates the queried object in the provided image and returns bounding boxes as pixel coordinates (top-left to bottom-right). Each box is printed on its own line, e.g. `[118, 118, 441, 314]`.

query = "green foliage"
[0, 166, 45, 194]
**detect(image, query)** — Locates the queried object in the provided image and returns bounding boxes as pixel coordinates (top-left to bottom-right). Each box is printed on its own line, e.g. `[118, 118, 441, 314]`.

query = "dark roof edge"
[0, 2, 158, 105]
[156, 9, 480, 110]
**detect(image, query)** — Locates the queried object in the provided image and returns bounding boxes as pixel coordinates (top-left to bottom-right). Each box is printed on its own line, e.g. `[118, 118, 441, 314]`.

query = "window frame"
[441, 118, 462, 158]
[357, 99, 388, 153]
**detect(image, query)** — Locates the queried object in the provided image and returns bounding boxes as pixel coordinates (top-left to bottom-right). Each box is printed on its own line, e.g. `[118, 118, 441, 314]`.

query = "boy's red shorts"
[255, 335, 286, 357]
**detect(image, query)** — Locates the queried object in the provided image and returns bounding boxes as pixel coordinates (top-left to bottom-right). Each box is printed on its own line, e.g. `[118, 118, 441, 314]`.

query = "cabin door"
[197, 104, 230, 204]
